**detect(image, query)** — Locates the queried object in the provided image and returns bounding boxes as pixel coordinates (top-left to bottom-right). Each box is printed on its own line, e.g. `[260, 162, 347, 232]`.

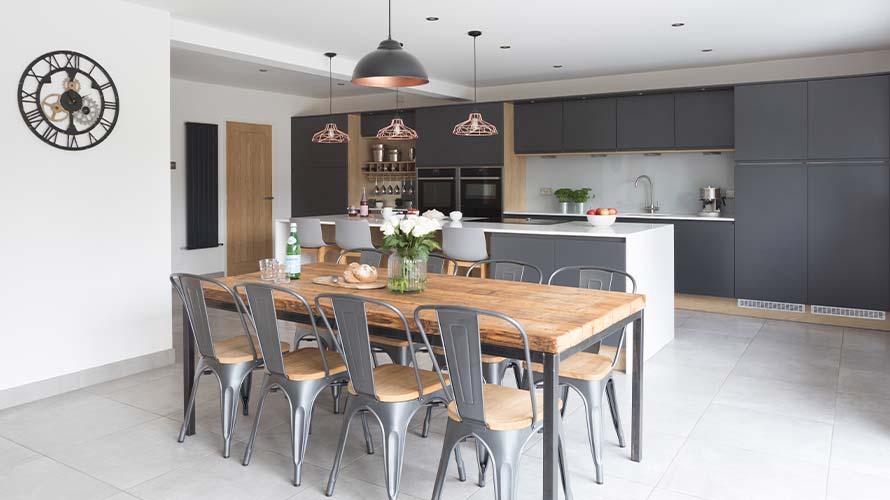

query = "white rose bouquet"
[380, 214, 442, 259]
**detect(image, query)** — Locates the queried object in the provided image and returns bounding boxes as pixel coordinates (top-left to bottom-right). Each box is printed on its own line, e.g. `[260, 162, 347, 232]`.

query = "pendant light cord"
[328, 57, 333, 117]
[388, 0, 392, 39]
[473, 34, 478, 106]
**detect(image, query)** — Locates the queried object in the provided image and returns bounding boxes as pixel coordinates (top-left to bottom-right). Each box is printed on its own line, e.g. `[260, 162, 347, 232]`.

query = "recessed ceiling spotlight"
[701, 48, 713, 52]
[500, 45, 511, 49]
[258, 68, 268, 73]
[671, 22, 685, 27]
[425, 16, 439, 21]
[553, 64, 563, 68]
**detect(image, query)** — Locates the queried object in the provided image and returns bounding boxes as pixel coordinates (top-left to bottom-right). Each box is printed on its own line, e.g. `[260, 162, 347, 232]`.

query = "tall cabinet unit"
[291, 114, 349, 217]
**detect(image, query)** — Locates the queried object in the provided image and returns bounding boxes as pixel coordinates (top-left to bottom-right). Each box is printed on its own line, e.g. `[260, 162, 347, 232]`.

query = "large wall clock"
[17, 50, 119, 151]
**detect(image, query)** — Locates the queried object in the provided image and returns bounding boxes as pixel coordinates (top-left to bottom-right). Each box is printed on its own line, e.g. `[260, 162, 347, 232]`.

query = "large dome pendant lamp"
[453, 30, 498, 137]
[376, 88, 418, 140]
[351, 0, 428, 88]
[312, 52, 350, 144]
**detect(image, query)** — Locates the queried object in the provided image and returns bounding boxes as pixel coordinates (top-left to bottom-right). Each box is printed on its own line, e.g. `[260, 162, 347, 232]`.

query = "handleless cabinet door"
[673, 220, 735, 297]
[675, 90, 734, 149]
[734, 82, 807, 161]
[415, 103, 503, 166]
[617, 94, 675, 150]
[361, 110, 415, 138]
[734, 162, 807, 303]
[292, 115, 348, 168]
[807, 161, 890, 310]
[808, 76, 890, 159]
[514, 101, 563, 154]
[562, 98, 617, 152]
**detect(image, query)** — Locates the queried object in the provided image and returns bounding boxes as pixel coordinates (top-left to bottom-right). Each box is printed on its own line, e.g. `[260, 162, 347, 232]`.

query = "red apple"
[608, 208, 618, 215]
[596, 208, 609, 215]
[586, 208, 598, 215]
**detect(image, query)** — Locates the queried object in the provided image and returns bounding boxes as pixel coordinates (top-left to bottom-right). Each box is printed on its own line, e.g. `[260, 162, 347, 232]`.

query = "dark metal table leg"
[631, 313, 644, 462]
[182, 304, 196, 436]
[542, 352, 560, 500]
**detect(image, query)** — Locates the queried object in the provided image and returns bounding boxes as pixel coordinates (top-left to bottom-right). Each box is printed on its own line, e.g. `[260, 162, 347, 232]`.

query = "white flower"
[422, 209, 445, 220]
[380, 220, 395, 236]
[411, 216, 441, 237]
[399, 218, 416, 235]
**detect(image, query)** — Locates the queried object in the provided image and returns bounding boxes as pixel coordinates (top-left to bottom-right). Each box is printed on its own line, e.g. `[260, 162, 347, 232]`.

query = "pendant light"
[312, 52, 350, 144]
[377, 88, 418, 140]
[352, 0, 428, 87]
[453, 30, 498, 137]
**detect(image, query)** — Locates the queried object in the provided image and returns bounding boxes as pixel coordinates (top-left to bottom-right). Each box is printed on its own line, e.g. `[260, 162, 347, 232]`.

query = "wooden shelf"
[364, 161, 416, 165]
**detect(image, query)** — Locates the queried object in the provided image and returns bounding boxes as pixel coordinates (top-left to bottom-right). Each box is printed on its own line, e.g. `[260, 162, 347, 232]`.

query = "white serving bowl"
[586, 214, 617, 227]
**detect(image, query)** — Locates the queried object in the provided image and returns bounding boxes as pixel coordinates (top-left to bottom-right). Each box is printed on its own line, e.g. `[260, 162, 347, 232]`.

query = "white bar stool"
[292, 218, 332, 264]
[335, 219, 374, 261]
[442, 227, 489, 277]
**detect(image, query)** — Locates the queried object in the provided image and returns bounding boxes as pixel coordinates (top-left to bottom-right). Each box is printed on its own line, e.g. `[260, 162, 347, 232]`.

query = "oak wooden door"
[226, 121, 273, 275]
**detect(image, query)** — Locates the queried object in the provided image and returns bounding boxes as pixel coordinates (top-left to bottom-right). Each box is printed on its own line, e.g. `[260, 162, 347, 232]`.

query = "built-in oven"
[416, 167, 457, 214]
[459, 167, 502, 218]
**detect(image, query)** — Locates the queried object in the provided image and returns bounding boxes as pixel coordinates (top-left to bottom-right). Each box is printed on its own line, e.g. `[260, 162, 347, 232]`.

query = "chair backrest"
[427, 253, 458, 275]
[170, 273, 256, 363]
[336, 247, 385, 267]
[466, 259, 544, 284]
[335, 219, 373, 250]
[414, 305, 536, 429]
[235, 282, 337, 379]
[442, 227, 488, 262]
[315, 294, 436, 401]
[547, 266, 637, 365]
[291, 218, 326, 249]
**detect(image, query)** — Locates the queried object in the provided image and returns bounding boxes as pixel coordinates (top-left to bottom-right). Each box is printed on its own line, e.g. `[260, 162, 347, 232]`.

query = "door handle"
[263, 196, 274, 201]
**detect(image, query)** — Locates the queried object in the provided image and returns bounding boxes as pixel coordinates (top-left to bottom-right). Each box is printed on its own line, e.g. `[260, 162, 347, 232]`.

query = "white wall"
[0, 0, 171, 391]
[524, 153, 735, 214]
[170, 79, 320, 275]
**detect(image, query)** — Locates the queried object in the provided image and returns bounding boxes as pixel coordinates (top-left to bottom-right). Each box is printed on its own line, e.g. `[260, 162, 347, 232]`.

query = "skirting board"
[0, 348, 175, 410]
[676, 293, 890, 332]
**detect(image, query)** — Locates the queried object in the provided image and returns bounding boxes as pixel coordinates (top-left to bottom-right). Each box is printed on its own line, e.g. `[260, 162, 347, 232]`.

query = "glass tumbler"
[259, 258, 277, 280]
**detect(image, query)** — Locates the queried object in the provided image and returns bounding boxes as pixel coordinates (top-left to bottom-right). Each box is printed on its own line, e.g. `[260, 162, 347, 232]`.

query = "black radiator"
[185, 122, 220, 250]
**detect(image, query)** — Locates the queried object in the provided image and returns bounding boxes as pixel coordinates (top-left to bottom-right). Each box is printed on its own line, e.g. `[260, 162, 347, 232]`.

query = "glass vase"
[387, 252, 428, 293]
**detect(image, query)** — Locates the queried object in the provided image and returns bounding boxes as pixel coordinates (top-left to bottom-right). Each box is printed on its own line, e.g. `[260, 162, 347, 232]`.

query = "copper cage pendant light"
[453, 30, 498, 137]
[376, 88, 418, 140]
[312, 52, 350, 144]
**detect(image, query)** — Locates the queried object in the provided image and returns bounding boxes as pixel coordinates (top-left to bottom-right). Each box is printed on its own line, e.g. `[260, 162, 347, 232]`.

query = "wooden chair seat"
[447, 384, 559, 431]
[215, 335, 289, 364]
[530, 351, 613, 381]
[282, 348, 347, 381]
[369, 335, 411, 348]
[347, 364, 449, 402]
[431, 345, 507, 364]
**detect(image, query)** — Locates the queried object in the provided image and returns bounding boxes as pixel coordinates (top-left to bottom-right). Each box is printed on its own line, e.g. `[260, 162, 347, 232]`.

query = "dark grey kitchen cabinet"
[672, 220, 735, 297]
[488, 233, 555, 281]
[734, 82, 807, 161]
[807, 161, 890, 310]
[674, 90, 734, 149]
[292, 114, 348, 168]
[616, 94, 675, 150]
[734, 162, 807, 303]
[360, 110, 415, 138]
[514, 101, 563, 154]
[807, 75, 890, 160]
[414, 103, 503, 167]
[489, 233, 627, 285]
[562, 98, 617, 152]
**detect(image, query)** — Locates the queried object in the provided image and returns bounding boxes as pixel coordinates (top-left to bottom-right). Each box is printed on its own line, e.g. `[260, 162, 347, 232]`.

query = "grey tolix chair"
[336, 247, 386, 267]
[316, 294, 466, 500]
[415, 305, 573, 500]
[536, 266, 636, 484]
[465, 259, 544, 284]
[236, 282, 369, 486]
[427, 253, 459, 275]
[171, 273, 289, 458]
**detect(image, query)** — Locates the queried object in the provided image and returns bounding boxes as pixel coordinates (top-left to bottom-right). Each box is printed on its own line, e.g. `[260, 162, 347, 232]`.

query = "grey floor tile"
[842, 327, 890, 353]
[647, 489, 709, 500]
[836, 391, 890, 418]
[286, 476, 426, 500]
[648, 328, 750, 373]
[0, 457, 119, 500]
[680, 312, 764, 339]
[713, 374, 837, 423]
[756, 320, 844, 348]
[829, 406, 890, 479]
[0, 436, 41, 470]
[838, 367, 890, 399]
[731, 337, 841, 389]
[85, 365, 179, 396]
[840, 348, 890, 375]
[827, 467, 890, 500]
[104, 371, 217, 416]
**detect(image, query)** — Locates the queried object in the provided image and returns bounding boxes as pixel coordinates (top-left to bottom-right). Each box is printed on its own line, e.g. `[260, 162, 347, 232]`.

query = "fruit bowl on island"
[586, 207, 618, 227]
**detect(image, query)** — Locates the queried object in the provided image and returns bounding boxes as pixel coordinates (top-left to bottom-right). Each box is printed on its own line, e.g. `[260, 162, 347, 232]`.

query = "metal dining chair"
[336, 247, 386, 267]
[170, 273, 290, 458]
[236, 282, 365, 486]
[415, 305, 573, 500]
[292, 217, 333, 263]
[316, 294, 466, 499]
[427, 253, 459, 275]
[442, 227, 489, 276]
[536, 265, 636, 484]
[466, 259, 544, 284]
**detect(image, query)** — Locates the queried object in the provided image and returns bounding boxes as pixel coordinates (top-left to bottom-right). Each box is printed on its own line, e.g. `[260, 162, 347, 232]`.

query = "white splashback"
[524, 152, 734, 213]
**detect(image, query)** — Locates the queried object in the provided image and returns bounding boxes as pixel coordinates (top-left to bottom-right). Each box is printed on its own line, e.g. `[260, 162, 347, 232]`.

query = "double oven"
[416, 167, 502, 218]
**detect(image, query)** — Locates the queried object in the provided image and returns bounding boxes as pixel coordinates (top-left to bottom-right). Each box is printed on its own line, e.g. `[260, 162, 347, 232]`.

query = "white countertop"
[506, 210, 734, 222]
[284, 215, 672, 240]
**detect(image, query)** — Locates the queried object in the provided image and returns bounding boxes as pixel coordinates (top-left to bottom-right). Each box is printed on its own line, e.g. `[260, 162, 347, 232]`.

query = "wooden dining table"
[182, 262, 646, 500]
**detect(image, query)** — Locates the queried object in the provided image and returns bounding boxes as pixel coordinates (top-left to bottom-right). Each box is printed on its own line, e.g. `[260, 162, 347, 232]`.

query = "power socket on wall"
[539, 187, 553, 196]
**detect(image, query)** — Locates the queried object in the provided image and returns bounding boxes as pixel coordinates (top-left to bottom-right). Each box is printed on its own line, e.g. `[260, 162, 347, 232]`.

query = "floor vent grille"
[811, 305, 886, 321]
[737, 299, 805, 313]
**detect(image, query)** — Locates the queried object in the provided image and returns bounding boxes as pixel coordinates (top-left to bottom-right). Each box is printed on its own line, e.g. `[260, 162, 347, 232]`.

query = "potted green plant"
[380, 214, 442, 293]
[554, 188, 574, 214]
[571, 188, 593, 214]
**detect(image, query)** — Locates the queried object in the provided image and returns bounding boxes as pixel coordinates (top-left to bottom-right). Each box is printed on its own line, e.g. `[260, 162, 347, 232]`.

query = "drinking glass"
[274, 262, 291, 284]
[259, 258, 277, 280]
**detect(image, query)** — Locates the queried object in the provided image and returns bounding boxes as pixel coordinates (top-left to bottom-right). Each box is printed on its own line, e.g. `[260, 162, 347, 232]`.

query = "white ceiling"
[171, 47, 386, 98]
[143, 0, 890, 93]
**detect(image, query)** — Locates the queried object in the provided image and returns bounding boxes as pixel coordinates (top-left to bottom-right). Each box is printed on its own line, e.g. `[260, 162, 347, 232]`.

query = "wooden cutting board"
[312, 275, 387, 290]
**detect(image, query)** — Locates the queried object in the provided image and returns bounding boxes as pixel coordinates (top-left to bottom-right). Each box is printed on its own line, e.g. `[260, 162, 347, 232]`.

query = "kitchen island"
[274, 215, 674, 362]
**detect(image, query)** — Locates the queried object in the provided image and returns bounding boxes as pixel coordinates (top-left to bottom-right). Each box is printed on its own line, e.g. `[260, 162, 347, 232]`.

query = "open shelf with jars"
[352, 132, 417, 209]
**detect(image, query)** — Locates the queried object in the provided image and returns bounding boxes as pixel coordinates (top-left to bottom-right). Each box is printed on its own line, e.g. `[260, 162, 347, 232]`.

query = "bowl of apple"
[586, 207, 618, 227]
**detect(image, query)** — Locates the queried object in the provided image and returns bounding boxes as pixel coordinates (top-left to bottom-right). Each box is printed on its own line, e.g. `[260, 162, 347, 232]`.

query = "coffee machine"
[699, 186, 725, 217]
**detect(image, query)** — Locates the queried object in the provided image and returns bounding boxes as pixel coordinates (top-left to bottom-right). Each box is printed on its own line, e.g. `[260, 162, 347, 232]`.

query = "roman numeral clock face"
[17, 50, 119, 151]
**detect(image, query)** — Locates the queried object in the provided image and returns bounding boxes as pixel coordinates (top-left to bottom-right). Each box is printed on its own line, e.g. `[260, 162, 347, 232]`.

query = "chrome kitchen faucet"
[634, 175, 659, 213]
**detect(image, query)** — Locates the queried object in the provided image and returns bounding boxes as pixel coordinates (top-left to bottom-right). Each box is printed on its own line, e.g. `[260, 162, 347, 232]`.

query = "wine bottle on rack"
[359, 187, 369, 217]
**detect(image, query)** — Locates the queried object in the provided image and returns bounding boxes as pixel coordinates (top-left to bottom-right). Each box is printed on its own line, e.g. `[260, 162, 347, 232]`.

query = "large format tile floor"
[2, 309, 890, 500]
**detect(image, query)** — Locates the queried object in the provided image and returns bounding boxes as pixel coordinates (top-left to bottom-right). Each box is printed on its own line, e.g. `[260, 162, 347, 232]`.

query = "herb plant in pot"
[571, 188, 593, 214]
[554, 188, 574, 214]
[380, 214, 442, 293]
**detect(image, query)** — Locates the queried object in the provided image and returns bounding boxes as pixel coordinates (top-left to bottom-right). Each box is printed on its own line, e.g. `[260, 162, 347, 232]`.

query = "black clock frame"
[17, 50, 120, 151]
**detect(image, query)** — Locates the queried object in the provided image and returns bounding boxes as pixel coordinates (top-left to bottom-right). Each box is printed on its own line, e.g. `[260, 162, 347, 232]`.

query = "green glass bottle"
[286, 222, 301, 279]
